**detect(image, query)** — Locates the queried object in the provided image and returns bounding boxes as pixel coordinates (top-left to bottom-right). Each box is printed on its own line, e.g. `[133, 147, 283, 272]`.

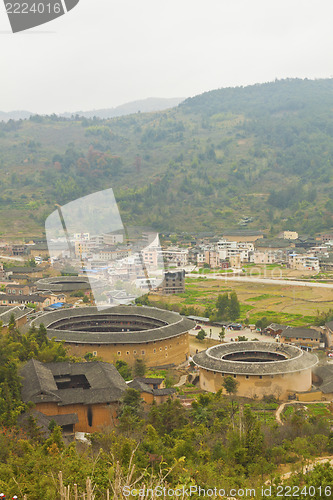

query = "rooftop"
[0, 305, 33, 326]
[31, 305, 195, 345]
[193, 341, 318, 376]
[20, 359, 128, 406]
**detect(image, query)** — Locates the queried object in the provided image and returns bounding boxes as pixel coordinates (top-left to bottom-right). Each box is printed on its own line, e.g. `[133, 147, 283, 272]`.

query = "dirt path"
[275, 400, 332, 425]
[268, 455, 333, 483]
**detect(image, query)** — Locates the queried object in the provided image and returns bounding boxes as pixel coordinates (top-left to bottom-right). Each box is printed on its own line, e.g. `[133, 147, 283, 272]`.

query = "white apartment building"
[162, 247, 188, 267]
[103, 232, 124, 245]
[73, 232, 90, 241]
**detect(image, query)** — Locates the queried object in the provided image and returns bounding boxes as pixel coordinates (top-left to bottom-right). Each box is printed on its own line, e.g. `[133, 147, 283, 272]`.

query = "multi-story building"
[0, 263, 7, 281]
[251, 251, 277, 264]
[103, 232, 124, 246]
[157, 270, 185, 294]
[5, 284, 34, 295]
[288, 253, 320, 271]
[282, 231, 299, 240]
[162, 247, 188, 267]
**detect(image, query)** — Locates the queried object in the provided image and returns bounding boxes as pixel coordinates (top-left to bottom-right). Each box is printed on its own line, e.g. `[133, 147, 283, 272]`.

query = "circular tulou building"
[193, 342, 318, 399]
[36, 276, 97, 293]
[33, 305, 194, 367]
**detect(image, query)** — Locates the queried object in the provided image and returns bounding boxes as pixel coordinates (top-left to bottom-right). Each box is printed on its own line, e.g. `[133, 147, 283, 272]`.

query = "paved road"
[0, 254, 24, 262]
[187, 273, 333, 289]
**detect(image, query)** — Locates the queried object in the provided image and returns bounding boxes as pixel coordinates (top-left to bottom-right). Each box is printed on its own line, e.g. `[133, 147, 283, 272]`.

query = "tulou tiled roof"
[314, 365, 333, 394]
[193, 341, 318, 376]
[31, 305, 195, 344]
[20, 359, 128, 406]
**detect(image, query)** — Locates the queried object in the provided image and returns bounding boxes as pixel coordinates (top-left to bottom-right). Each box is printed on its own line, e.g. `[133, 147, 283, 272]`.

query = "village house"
[221, 230, 264, 243]
[0, 305, 33, 332]
[0, 292, 65, 310]
[28, 243, 49, 259]
[280, 327, 322, 351]
[127, 377, 175, 405]
[5, 284, 35, 295]
[20, 359, 129, 433]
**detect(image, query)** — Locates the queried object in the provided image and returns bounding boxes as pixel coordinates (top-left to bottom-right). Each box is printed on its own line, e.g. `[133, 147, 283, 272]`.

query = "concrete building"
[288, 253, 320, 271]
[0, 263, 7, 281]
[251, 251, 277, 264]
[157, 270, 186, 294]
[282, 231, 299, 240]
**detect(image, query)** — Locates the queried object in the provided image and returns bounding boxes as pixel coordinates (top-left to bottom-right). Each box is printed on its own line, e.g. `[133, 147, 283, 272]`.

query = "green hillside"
[1, 78, 333, 238]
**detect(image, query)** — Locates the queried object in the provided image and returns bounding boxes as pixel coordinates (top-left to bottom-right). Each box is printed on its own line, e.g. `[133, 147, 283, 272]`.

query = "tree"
[8, 313, 16, 330]
[218, 327, 225, 342]
[228, 291, 240, 321]
[196, 329, 207, 341]
[255, 316, 269, 331]
[222, 375, 238, 397]
[133, 358, 146, 377]
[216, 293, 229, 320]
[222, 375, 239, 428]
[115, 360, 132, 381]
[118, 389, 143, 434]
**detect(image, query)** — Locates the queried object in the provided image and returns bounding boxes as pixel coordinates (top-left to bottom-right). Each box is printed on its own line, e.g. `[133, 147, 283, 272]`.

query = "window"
[259, 375, 262, 379]
[159, 347, 162, 351]
[141, 350, 145, 355]
[246, 375, 249, 379]
[87, 407, 93, 427]
[153, 349, 156, 354]
[126, 351, 130, 355]
[133, 350, 137, 355]
[93, 351, 97, 357]
[117, 351, 121, 356]
[165, 346, 167, 350]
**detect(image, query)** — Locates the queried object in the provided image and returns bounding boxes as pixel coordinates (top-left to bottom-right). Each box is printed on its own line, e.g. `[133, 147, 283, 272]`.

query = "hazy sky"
[1, 0, 333, 113]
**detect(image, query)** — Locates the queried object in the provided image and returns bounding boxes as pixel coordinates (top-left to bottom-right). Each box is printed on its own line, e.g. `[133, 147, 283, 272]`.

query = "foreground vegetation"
[2, 318, 333, 498]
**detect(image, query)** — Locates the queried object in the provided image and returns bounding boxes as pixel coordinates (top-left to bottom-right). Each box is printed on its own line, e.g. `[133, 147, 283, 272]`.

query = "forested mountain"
[1, 78, 333, 237]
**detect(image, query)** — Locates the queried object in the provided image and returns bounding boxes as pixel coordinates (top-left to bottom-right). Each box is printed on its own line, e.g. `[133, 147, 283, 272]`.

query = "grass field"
[150, 275, 333, 326]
